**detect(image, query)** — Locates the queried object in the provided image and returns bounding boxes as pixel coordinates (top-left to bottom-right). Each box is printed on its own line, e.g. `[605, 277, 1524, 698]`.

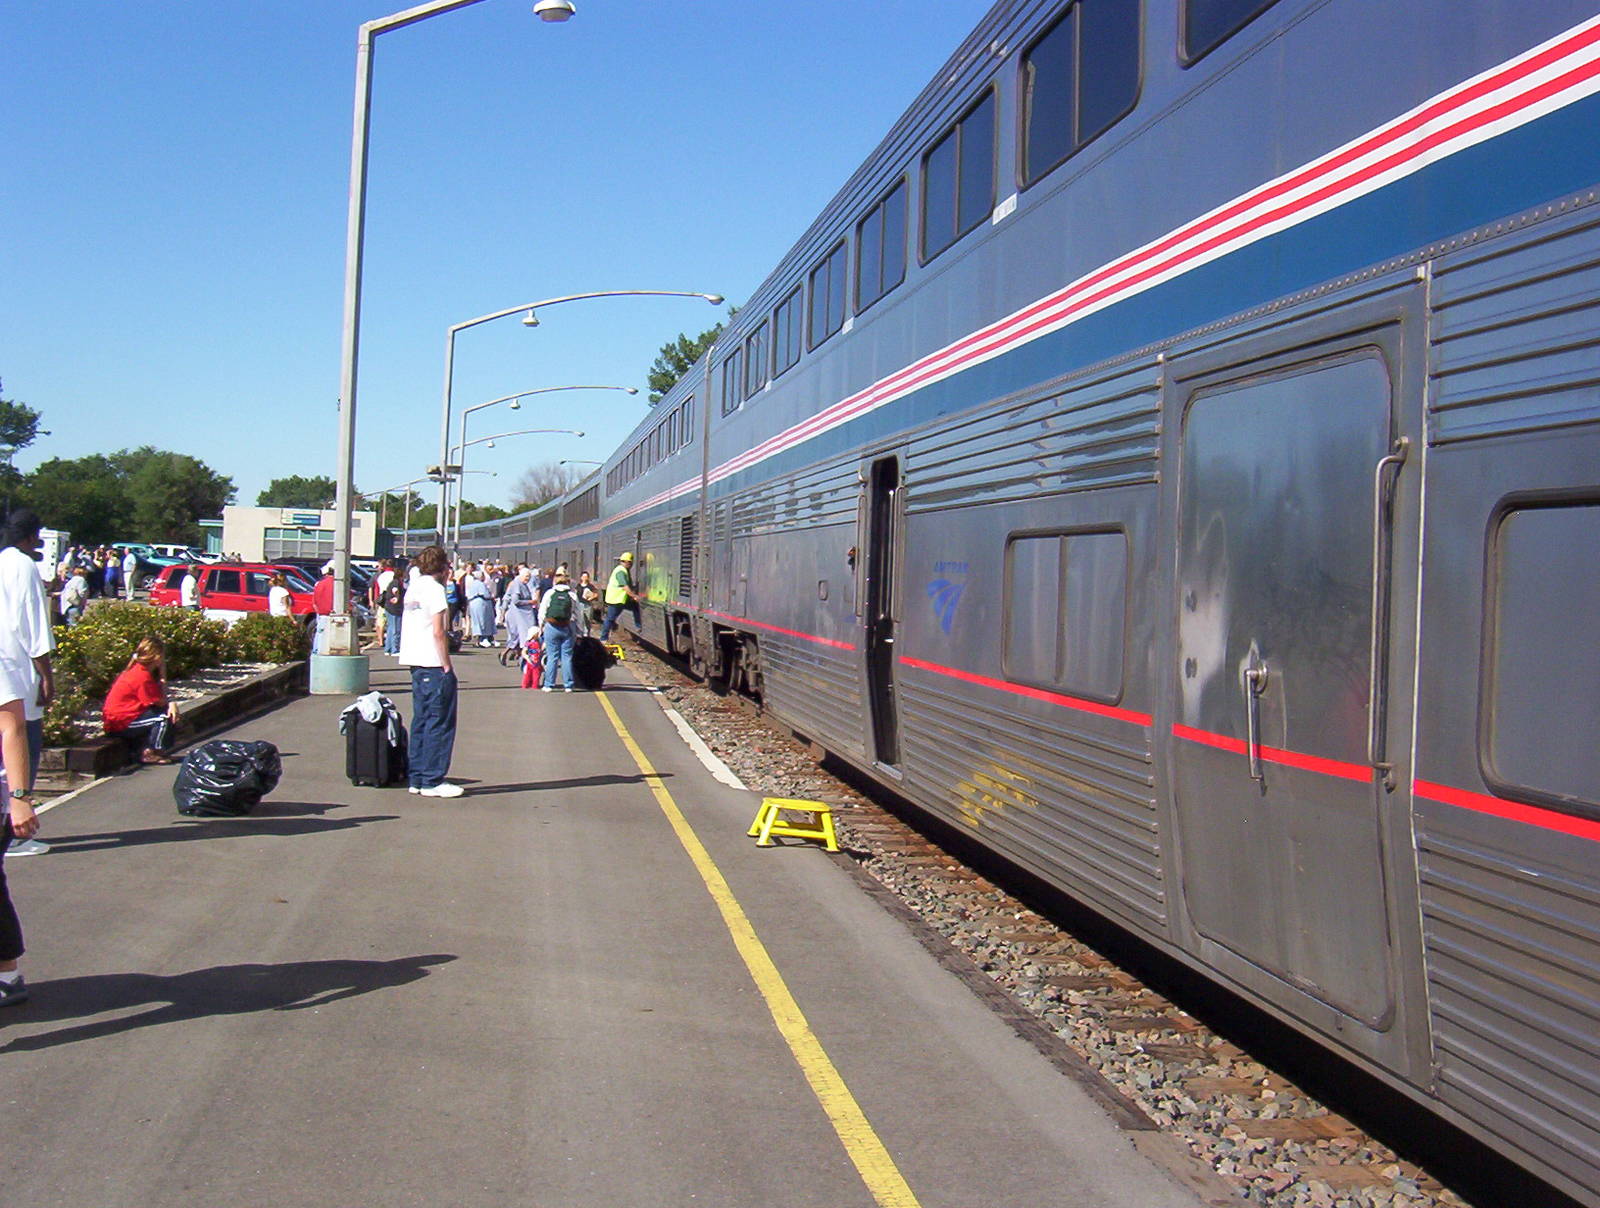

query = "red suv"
[148, 564, 200, 607]
[196, 564, 317, 626]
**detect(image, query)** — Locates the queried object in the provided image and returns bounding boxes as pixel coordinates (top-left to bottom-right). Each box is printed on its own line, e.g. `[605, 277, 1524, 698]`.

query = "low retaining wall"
[42, 661, 309, 779]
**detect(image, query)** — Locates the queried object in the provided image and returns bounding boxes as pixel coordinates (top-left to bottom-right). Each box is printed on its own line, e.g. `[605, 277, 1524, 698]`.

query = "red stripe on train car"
[1170, 724, 1374, 783]
[1413, 779, 1600, 843]
[700, 609, 856, 651]
[897, 655, 1152, 726]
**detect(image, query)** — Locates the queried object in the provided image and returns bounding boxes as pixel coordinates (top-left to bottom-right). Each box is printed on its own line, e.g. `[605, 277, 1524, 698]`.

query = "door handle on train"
[1244, 659, 1269, 783]
[1367, 436, 1409, 791]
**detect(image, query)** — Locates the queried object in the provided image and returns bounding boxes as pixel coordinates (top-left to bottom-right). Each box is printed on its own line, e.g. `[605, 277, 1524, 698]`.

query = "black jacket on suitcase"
[339, 695, 409, 786]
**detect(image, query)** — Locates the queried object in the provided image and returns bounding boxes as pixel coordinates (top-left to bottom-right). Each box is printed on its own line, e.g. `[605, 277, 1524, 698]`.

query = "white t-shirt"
[0, 546, 56, 721]
[268, 584, 292, 617]
[398, 575, 448, 668]
[180, 570, 199, 607]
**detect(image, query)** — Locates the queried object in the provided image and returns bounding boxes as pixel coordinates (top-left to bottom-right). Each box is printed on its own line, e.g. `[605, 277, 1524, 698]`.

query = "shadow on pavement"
[463, 773, 671, 796]
[0, 954, 457, 1052]
[44, 814, 399, 854]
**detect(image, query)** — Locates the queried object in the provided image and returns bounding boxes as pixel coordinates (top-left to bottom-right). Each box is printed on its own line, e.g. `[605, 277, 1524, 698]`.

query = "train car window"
[773, 284, 803, 378]
[1021, 0, 1140, 187]
[1483, 500, 1600, 810]
[1003, 529, 1127, 700]
[808, 239, 848, 350]
[922, 90, 996, 262]
[857, 178, 908, 312]
[682, 396, 695, 445]
[1182, 0, 1279, 64]
[720, 348, 743, 416]
[743, 322, 770, 399]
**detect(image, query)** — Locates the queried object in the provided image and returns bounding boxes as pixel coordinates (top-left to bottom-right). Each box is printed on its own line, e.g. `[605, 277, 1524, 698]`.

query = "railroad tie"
[748, 796, 840, 853]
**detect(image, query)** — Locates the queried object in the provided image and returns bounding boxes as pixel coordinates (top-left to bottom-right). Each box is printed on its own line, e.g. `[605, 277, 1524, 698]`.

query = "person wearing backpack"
[379, 561, 405, 655]
[537, 571, 582, 692]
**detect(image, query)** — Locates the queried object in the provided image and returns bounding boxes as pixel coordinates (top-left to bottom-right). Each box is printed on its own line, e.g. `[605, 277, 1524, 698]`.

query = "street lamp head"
[704, 294, 725, 305]
[625, 387, 639, 395]
[532, 0, 576, 22]
[486, 440, 496, 449]
[521, 309, 539, 327]
[509, 398, 522, 410]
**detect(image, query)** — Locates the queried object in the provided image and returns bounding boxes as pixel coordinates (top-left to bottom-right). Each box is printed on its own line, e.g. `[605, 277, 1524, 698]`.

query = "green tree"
[257, 475, 338, 507]
[0, 379, 47, 516]
[457, 501, 512, 526]
[646, 311, 733, 403]
[22, 447, 234, 545]
[0, 379, 47, 452]
[24, 454, 130, 543]
[117, 447, 236, 543]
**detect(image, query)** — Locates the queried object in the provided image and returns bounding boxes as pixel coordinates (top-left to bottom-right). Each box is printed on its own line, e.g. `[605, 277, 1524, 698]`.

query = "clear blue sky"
[2, 0, 991, 514]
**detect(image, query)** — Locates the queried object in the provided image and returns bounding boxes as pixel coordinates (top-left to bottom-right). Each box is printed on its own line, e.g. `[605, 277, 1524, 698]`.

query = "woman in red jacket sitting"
[103, 637, 179, 764]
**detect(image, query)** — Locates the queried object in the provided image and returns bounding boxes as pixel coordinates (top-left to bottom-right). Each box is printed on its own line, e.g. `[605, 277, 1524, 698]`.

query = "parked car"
[150, 543, 207, 562]
[147, 564, 200, 608]
[195, 563, 316, 630]
[114, 542, 182, 576]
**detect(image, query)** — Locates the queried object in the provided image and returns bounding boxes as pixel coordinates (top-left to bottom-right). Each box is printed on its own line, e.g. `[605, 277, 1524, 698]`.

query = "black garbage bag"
[174, 740, 282, 817]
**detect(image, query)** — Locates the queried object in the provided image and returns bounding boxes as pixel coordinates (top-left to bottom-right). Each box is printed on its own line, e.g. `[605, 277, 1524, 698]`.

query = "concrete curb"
[41, 660, 308, 779]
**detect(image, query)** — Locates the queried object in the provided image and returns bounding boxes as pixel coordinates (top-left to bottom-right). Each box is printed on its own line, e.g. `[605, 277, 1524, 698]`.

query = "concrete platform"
[2, 645, 1208, 1208]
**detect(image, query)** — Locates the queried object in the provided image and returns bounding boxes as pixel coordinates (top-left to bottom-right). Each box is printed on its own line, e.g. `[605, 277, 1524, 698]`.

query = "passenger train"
[456, 2, 1600, 1199]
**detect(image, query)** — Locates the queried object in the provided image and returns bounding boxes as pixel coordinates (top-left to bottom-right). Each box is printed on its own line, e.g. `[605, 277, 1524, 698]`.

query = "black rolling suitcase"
[571, 636, 616, 691]
[339, 694, 409, 786]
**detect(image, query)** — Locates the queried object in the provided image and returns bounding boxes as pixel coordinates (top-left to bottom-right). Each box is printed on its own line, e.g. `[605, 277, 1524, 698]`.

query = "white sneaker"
[541, 685, 553, 693]
[564, 687, 574, 693]
[4, 837, 49, 857]
[408, 786, 421, 794]
[419, 782, 464, 799]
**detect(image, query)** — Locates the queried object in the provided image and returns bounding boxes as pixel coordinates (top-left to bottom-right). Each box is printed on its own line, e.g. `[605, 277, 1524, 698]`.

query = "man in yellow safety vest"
[600, 551, 641, 641]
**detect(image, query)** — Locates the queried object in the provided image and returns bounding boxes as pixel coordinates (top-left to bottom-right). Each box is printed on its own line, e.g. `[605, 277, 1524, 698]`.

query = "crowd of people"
[359, 547, 642, 799]
[49, 545, 141, 622]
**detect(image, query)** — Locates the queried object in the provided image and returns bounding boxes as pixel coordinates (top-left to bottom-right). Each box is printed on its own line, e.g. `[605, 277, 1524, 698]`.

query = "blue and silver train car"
[462, 1, 1600, 1198]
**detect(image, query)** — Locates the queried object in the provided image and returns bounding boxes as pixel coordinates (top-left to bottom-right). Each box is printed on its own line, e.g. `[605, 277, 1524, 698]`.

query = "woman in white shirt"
[267, 572, 292, 618]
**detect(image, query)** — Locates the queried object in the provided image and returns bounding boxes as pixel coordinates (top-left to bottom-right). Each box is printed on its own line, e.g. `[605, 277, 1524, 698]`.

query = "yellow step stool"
[603, 642, 626, 662]
[748, 797, 839, 852]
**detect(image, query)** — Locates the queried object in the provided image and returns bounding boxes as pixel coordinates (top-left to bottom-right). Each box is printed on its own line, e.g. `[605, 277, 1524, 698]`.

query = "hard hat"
[619, 551, 634, 562]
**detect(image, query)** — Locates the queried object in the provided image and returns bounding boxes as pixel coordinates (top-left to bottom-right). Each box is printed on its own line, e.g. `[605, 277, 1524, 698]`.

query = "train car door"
[864, 455, 901, 767]
[1169, 308, 1420, 1032]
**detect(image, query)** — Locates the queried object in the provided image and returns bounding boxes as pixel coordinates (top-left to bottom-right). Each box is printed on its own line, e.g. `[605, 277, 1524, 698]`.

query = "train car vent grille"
[679, 514, 696, 599]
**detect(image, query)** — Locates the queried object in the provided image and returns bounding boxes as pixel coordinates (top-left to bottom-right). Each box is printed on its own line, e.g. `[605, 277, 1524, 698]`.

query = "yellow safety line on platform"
[597, 693, 921, 1208]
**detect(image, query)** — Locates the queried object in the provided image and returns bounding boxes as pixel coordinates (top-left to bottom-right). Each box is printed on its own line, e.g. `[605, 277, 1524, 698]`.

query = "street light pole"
[451, 384, 634, 550]
[435, 289, 722, 549]
[446, 426, 585, 546]
[331, 0, 575, 672]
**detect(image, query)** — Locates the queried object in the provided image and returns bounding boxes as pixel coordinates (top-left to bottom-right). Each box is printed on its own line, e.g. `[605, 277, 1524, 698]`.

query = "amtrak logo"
[926, 561, 968, 635]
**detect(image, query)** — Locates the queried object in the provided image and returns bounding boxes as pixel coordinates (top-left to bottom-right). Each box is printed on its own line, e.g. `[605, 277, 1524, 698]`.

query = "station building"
[217, 505, 392, 563]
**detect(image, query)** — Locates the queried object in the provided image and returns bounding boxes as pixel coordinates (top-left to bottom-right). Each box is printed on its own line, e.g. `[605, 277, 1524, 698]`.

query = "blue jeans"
[408, 667, 457, 789]
[383, 610, 402, 654]
[599, 601, 639, 640]
[542, 624, 575, 689]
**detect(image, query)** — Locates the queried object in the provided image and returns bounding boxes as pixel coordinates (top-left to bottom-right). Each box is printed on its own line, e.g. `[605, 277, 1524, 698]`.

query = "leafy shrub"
[43, 686, 88, 747]
[53, 603, 230, 697]
[226, 613, 309, 663]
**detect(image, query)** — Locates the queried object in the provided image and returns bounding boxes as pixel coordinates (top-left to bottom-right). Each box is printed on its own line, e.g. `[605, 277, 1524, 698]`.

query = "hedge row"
[45, 604, 309, 746]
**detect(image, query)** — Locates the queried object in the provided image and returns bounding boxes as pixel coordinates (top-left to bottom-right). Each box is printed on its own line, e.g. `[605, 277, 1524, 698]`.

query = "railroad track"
[619, 638, 1579, 1208]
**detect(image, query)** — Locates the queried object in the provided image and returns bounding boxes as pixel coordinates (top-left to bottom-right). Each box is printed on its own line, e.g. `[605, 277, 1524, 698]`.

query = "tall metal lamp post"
[435, 290, 721, 544]
[450, 384, 635, 548]
[327, 0, 577, 688]
[448, 427, 585, 546]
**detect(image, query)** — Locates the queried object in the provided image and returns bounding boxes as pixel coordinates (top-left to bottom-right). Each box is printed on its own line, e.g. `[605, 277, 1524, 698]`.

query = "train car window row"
[857, 178, 908, 313]
[1021, 0, 1141, 187]
[605, 395, 696, 494]
[1181, 0, 1281, 64]
[922, 90, 996, 263]
[1003, 528, 1128, 702]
